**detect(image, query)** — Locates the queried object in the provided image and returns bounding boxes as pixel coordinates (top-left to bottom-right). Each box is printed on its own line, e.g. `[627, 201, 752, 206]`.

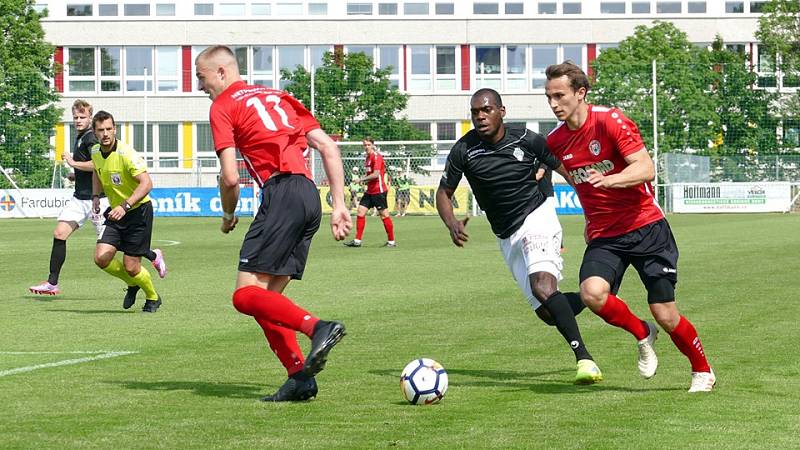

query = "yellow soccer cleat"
[575, 359, 603, 385]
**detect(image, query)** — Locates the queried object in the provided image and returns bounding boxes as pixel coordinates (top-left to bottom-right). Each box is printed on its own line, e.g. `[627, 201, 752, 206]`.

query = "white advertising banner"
[0, 189, 74, 218]
[672, 182, 792, 213]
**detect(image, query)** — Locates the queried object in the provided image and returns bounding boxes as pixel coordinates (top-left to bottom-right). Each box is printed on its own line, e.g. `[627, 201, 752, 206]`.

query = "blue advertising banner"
[553, 184, 583, 215]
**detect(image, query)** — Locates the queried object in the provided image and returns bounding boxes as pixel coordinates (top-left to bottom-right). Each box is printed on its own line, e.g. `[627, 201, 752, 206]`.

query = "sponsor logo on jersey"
[111, 173, 122, 185]
[589, 140, 601, 156]
[562, 153, 573, 160]
[466, 147, 486, 159]
[568, 160, 615, 184]
[513, 147, 524, 162]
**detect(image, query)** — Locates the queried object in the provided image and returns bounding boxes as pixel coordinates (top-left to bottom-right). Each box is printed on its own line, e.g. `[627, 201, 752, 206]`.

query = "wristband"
[222, 211, 235, 220]
[122, 201, 132, 211]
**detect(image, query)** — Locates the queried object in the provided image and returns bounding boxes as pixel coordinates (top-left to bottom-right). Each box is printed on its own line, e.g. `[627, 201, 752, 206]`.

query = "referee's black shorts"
[239, 174, 321, 280]
[98, 201, 154, 257]
[359, 192, 388, 210]
[579, 219, 679, 301]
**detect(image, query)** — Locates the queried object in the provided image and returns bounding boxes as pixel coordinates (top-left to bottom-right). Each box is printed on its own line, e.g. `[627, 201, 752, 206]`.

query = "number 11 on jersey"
[246, 94, 295, 131]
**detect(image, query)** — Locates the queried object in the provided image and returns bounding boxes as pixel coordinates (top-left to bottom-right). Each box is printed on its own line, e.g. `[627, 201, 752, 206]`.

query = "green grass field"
[2, 213, 799, 449]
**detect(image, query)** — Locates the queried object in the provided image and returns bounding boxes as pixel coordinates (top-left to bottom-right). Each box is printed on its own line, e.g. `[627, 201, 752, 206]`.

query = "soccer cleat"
[123, 285, 140, 310]
[688, 369, 716, 393]
[575, 359, 603, 385]
[142, 296, 162, 313]
[29, 281, 60, 296]
[152, 249, 167, 278]
[303, 320, 346, 377]
[383, 241, 397, 248]
[343, 240, 362, 247]
[637, 321, 659, 379]
[260, 376, 318, 402]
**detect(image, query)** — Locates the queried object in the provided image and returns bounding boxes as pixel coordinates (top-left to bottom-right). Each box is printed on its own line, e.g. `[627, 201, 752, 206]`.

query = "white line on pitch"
[154, 239, 181, 246]
[0, 351, 138, 378]
[0, 351, 132, 355]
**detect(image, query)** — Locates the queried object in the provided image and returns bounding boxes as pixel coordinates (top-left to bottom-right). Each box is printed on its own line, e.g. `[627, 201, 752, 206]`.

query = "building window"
[253, 46, 274, 87]
[631, 2, 650, 13]
[126, 47, 153, 92]
[563, 2, 581, 14]
[600, 2, 625, 14]
[278, 46, 304, 89]
[537, 3, 555, 14]
[531, 45, 557, 89]
[750, 1, 767, 13]
[67, 4, 92, 16]
[435, 46, 457, 90]
[309, 3, 327, 14]
[276, 3, 303, 15]
[474, 3, 498, 14]
[435, 3, 454, 14]
[725, 2, 744, 13]
[157, 123, 180, 168]
[99, 4, 118, 16]
[405, 3, 428, 14]
[506, 2, 523, 14]
[757, 45, 777, 88]
[194, 3, 213, 15]
[347, 3, 373, 14]
[219, 3, 245, 15]
[505, 45, 526, 90]
[100, 47, 122, 92]
[437, 122, 457, 140]
[538, 121, 557, 135]
[124, 4, 150, 16]
[688, 2, 706, 13]
[156, 47, 180, 92]
[67, 48, 95, 92]
[475, 46, 501, 90]
[378, 46, 402, 88]
[409, 46, 432, 91]
[784, 120, 800, 147]
[252, 3, 271, 14]
[196, 123, 215, 153]
[657, 2, 681, 13]
[133, 123, 154, 155]
[378, 3, 398, 15]
[411, 122, 432, 139]
[347, 46, 374, 59]
[156, 3, 175, 15]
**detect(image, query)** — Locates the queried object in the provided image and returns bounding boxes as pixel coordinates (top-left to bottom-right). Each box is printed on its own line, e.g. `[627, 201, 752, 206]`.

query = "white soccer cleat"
[152, 249, 167, 278]
[29, 281, 60, 296]
[688, 369, 716, 393]
[637, 321, 659, 379]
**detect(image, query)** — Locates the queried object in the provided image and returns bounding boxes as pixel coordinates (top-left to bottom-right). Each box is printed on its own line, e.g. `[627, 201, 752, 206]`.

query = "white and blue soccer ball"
[400, 358, 448, 405]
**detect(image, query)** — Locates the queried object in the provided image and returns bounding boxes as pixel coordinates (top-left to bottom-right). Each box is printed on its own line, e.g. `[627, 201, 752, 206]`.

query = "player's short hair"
[363, 136, 375, 144]
[92, 110, 116, 128]
[471, 88, 503, 107]
[545, 61, 591, 93]
[72, 99, 93, 115]
[197, 45, 237, 66]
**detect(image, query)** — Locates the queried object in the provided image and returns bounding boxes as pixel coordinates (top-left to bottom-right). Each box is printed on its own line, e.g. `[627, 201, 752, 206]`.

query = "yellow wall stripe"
[55, 123, 65, 161]
[182, 122, 193, 169]
[460, 120, 472, 137]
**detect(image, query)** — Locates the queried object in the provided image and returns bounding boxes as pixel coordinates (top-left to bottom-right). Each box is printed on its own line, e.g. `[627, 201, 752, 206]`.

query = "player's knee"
[529, 272, 557, 302]
[579, 283, 608, 309]
[94, 253, 110, 268]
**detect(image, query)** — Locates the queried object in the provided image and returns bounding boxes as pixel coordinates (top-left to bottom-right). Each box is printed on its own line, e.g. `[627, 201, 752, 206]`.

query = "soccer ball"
[400, 358, 448, 405]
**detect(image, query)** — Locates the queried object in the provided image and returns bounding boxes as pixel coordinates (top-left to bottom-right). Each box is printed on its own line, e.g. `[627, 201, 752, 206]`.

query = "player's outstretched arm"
[217, 147, 240, 234]
[306, 128, 351, 240]
[436, 185, 469, 247]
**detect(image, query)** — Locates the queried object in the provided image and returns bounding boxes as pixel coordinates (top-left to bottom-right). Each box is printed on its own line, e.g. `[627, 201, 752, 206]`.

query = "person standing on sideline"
[90, 111, 163, 313]
[195, 45, 351, 402]
[394, 175, 411, 217]
[343, 137, 396, 247]
[437, 88, 606, 385]
[29, 100, 166, 296]
[545, 61, 714, 392]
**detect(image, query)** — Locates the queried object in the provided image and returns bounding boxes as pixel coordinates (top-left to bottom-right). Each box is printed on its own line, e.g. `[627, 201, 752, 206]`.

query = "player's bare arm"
[306, 128, 352, 240]
[217, 147, 240, 234]
[435, 185, 469, 247]
[63, 153, 94, 172]
[108, 172, 152, 221]
[586, 148, 654, 189]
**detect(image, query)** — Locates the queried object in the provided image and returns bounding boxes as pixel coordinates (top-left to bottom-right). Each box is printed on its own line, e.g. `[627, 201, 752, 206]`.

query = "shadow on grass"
[112, 380, 265, 399]
[370, 368, 683, 394]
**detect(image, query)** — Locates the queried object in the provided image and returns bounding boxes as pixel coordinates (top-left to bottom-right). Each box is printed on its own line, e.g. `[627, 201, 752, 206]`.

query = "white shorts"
[57, 196, 109, 237]
[498, 197, 564, 311]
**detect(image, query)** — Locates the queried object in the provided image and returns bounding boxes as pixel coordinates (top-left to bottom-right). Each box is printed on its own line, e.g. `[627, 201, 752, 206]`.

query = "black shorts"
[239, 174, 321, 280]
[579, 219, 679, 301]
[359, 192, 388, 210]
[98, 201, 153, 257]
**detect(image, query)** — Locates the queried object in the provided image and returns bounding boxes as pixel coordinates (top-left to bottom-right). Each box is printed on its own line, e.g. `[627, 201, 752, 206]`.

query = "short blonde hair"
[72, 99, 93, 115]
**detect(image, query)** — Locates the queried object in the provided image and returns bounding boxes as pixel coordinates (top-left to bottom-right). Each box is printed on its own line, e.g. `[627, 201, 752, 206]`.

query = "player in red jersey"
[343, 136, 396, 247]
[545, 61, 715, 392]
[196, 45, 352, 402]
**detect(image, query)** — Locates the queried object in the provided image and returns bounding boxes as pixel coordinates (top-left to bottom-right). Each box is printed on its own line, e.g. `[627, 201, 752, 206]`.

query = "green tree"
[591, 21, 718, 154]
[0, 0, 62, 188]
[281, 49, 431, 182]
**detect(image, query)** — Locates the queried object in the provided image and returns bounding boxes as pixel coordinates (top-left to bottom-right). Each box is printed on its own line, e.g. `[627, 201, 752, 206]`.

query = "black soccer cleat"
[142, 296, 162, 313]
[343, 240, 361, 247]
[123, 285, 140, 310]
[303, 320, 346, 377]
[260, 375, 318, 402]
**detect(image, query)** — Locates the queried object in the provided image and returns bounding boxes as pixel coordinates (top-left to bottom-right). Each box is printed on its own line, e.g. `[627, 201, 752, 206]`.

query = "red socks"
[668, 315, 711, 373]
[382, 216, 394, 241]
[596, 294, 649, 340]
[355, 215, 366, 240]
[256, 317, 305, 376]
[232, 285, 319, 337]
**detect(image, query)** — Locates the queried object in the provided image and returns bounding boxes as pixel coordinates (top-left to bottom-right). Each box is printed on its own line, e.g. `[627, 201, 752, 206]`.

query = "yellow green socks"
[102, 259, 158, 300]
